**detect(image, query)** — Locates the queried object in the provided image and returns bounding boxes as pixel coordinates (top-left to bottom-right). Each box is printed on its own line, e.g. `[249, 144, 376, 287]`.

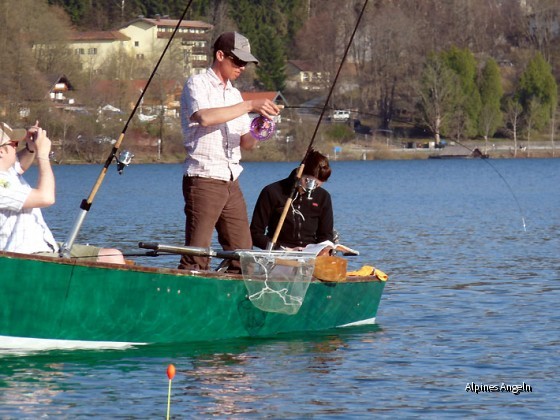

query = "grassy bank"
[50, 133, 559, 165]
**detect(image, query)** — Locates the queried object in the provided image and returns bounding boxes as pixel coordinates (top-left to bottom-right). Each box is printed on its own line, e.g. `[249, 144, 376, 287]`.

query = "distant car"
[332, 110, 351, 122]
[95, 135, 117, 144]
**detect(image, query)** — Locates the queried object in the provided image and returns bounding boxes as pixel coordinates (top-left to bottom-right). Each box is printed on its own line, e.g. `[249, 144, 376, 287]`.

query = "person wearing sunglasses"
[178, 31, 281, 272]
[250, 149, 335, 253]
[0, 122, 124, 264]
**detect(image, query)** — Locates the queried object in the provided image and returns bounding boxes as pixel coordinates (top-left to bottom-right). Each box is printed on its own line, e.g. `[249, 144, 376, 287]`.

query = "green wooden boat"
[0, 248, 386, 350]
[0, 3, 390, 352]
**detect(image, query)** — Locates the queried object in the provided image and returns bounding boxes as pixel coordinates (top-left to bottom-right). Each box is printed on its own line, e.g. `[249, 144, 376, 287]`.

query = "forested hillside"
[1, 0, 559, 162]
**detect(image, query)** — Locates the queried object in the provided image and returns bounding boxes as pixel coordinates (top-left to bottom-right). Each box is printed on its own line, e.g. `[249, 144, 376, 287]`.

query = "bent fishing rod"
[60, 1, 194, 257]
[267, 0, 370, 250]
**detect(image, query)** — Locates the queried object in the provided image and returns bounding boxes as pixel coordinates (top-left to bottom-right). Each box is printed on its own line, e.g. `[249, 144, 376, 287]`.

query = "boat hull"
[0, 252, 385, 348]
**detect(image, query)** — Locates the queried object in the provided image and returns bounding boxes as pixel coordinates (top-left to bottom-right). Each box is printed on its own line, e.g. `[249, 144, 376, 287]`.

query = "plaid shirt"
[180, 68, 251, 181]
[0, 165, 57, 253]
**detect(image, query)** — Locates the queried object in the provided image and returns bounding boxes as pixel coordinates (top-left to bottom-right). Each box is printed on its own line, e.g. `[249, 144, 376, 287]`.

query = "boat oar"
[166, 364, 175, 420]
[59, 1, 195, 257]
[138, 242, 241, 260]
[266, 0, 370, 250]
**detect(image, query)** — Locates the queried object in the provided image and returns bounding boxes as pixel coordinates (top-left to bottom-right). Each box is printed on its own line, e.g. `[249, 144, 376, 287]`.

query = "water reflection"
[0, 363, 68, 415]
[185, 353, 258, 416]
[0, 326, 382, 417]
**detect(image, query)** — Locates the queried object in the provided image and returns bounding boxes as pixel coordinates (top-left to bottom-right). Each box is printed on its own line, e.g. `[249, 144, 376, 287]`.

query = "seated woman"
[250, 149, 334, 253]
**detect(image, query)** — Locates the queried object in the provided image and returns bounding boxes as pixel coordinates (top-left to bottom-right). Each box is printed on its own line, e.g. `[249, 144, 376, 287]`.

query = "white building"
[68, 17, 213, 76]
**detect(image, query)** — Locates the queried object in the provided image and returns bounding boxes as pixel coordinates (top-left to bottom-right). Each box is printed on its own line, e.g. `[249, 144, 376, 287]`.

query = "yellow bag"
[347, 265, 374, 276]
[347, 265, 389, 281]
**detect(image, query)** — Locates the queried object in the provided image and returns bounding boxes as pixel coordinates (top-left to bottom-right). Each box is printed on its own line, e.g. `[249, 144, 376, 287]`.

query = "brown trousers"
[178, 176, 252, 272]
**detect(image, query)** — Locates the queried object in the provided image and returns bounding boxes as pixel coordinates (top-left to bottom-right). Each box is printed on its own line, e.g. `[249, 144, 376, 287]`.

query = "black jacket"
[250, 170, 334, 249]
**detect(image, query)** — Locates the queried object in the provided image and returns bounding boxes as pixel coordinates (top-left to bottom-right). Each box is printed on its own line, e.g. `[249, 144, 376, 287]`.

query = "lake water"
[1, 158, 559, 418]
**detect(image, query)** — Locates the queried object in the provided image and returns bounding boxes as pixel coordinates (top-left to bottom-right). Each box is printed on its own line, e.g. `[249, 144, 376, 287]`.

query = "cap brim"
[231, 49, 259, 64]
[10, 128, 27, 141]
[0, 124, 27, 145]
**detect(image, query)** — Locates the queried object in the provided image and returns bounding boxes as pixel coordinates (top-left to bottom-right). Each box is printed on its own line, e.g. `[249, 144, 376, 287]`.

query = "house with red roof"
[66, 17, 213, 76]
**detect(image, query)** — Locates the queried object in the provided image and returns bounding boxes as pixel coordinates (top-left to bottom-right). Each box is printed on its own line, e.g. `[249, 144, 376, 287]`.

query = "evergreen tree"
[516, 52, 558, 130]
[47, 0, 88, 24]
[478, 58, 503, 142]
[441, 47, 481, 138]
[228, 0, 295, 90]
[255, 25, 286, 90]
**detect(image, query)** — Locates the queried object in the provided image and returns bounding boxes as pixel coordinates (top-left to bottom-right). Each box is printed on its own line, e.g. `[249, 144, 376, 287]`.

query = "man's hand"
[250, 99, 281, 120]
[34, 127, 52, 160]
[25, 121, 40, 154]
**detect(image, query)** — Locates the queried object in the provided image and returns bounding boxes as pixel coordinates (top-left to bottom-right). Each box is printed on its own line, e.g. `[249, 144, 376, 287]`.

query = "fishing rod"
[267, 0, 370, 250]
[60, 1, 195, 257]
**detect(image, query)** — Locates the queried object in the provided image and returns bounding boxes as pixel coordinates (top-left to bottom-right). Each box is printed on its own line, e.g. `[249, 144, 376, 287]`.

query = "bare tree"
[524, 97, 545, 157]
[294, 1, 361, 107]
[294, 10, 338, 79]
[416, 54, 460, 145]
[505, 98, 523, 157]
[353, 3, 424, 128]
[523, 0, 560, 64]
[0, 0, 52, 121]
[479, 103, 502, 153]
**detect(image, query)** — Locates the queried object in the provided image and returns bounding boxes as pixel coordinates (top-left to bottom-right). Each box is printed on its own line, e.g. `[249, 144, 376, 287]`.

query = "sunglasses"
[226, 54, 248, 68]
[2, 140, 18, 148]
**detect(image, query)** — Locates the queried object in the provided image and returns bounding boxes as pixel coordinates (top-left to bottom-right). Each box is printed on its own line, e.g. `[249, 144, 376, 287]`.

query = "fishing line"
[484, 159, 527, 231]
[267, 0, 370, 250]
[284, 106, 527, 231]
[60, 1, 195, 256]
[448, 138, 527, 231]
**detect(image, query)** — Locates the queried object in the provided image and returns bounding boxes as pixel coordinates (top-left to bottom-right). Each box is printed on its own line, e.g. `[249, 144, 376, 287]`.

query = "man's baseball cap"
[0, 122, 27, 146]
[213, 32, 259, 64]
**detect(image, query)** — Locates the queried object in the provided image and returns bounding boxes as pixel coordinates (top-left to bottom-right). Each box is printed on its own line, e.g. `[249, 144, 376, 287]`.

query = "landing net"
[239, 250, 316, 315]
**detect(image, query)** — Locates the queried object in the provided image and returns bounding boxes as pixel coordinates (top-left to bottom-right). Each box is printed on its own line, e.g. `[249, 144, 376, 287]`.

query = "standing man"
[179, 31, 280, 272]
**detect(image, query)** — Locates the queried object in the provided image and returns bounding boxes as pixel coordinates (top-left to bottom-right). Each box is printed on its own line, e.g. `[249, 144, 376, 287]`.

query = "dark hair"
[302, 149, 331, 182]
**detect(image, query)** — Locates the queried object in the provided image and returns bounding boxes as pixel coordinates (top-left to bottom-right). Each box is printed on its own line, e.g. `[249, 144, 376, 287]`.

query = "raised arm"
[22, 128, 55, 209]
[192, 98, 280, 127]
[16, 121, 39, 172]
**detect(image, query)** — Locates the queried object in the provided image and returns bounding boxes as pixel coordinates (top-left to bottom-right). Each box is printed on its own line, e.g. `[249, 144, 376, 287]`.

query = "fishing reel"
[250, 115, 275, 141]
[116, 150, 134, 174]
[299, 176, 318, 200]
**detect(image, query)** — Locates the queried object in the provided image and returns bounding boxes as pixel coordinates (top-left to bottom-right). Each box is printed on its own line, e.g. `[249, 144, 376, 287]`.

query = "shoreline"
[48, 139, 559, 165]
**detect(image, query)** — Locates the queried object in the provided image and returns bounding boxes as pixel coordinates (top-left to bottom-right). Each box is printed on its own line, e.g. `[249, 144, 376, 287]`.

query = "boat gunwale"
[0, 250, 381, 283]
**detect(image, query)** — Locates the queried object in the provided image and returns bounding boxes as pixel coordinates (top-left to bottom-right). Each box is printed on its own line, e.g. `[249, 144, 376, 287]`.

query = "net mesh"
[239, 250, 316, 315]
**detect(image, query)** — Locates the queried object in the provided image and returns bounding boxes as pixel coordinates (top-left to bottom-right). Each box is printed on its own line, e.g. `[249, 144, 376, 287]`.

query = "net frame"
[239, 250, 316, 315]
